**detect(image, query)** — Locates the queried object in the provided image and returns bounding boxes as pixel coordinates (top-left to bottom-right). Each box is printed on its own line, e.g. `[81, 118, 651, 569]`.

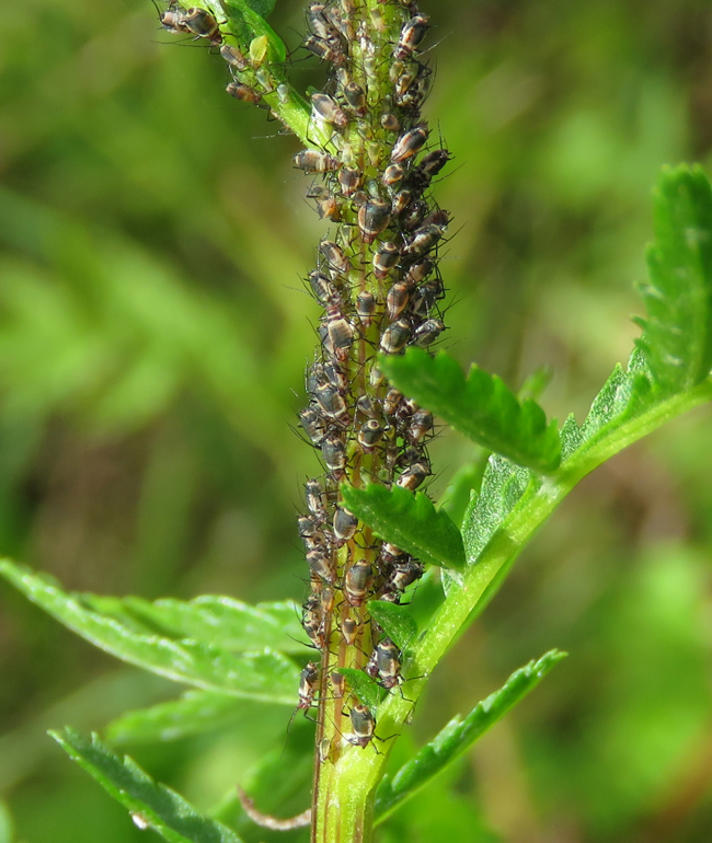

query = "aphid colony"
[293, 0, 449, 751]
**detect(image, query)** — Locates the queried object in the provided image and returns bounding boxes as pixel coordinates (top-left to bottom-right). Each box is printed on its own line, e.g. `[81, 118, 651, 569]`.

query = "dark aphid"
[343, 81, 367, 116]
[299, 405, 325, 446]
[397, 461, 430, 490]
[358, 199, 391, 243]
[326, 0, 355, 40]
[182, 7, 222, 43]
[365, 648, 379, 679]
[325, 315, 355, 353]
[412, 317, 445, 347]
[338, 166, 362, 197]
[394, 14, 430, 60]
[314, 383, 347, 419]
[293, 149, 341, 173]
[220, 43, 249, 71]
[380, 113, 401, 133]
[358, 419, 385, 450]
[373, 241, 400, 279]
[391, 190, 412, 216]
[302, 594, 325, 648]
[356, 394, 379, 417]
[400, 199, 428, 231]
[308, 547, 334, 583]
[389, 557, 424, 591]
[311, 92, 349, 129]
[375, 638, 403, 689]
[417, 148, 450, 179]
[321, 434, 347, 473]
[382, 388, 403, 416]
[408, 408, 434, 443]
[344, 560, 373, 606]
[320, 586, 335, 614]
[309, 270, 338, 304]
[304, 34, 346, 65]
[380, 541, 405, 565]
[386, 281, 412, 321]
[393, 66, 419, 105]
[330, 671, 346, 699]
[341, 616, 358, 645]
[160, 7, 190, 36]
[305, 479, 329, 520]
[319, 240, 350, 276]
[405, 258, 434, 285]
[307, 3, 340, 42]
[379, 590, 401, 604]
[370, 366, 385, 388]
[323, 360, 348, 392]
[307, 185, 342, 221]
[391, 124, 429, 163]
[356, 290, 376, 326]
[380, 318, 411, 354]
[226, 81, 261, 104]
[333, 506, 358, 542]
[347, 703, 376, 748]
[382, 163, 405, 188]
[298, 514, 318, 540]
[351, 189, 368, 208]
[298, 662, 320, 710]
[403, 223, 443, 257]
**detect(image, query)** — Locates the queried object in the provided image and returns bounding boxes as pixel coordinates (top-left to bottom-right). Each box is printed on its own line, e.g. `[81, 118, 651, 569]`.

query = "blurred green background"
[1, 0, 711, 841]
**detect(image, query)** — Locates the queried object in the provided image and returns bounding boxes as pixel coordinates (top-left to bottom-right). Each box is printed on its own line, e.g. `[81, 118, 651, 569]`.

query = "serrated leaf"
[379, 349, 561, 472]
[367, 601, 418, 650]
[105, 691, 244, 745]
[636, 165, 712, 393]
[374, 650, 566, 823]
[50, 728, 243, 843]
[337, 668, 384, 711]
[0, 560, 297, 704]
[341, 483, 465, 571]
[82, 593, 306, 654]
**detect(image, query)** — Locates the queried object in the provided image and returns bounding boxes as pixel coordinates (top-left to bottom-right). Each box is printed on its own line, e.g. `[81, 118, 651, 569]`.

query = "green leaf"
[50, 728, 243, 843]
[379, 349, 561, 472]
[340, 483, 465, 571]
[337, 669, 384, 711]
[105, 691, 244, 745]
[374, 650, 566, 823]
[438, 461, 486, 527]
[367, 601, 418, 650]
[636, 165, 712, 393]
[82, 593, 306, 654]
[218, 0, 287, 62]
[0, 560, 298, 704]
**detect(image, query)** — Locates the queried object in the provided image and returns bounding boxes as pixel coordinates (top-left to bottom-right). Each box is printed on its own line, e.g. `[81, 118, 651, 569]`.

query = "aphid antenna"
[236, 786, 311, 832]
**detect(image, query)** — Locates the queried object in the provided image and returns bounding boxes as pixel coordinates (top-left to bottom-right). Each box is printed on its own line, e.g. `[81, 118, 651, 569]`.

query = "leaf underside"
[379, 349, 561, 473]
[50, 728, 243, 843]
[366, 601, 418, 650]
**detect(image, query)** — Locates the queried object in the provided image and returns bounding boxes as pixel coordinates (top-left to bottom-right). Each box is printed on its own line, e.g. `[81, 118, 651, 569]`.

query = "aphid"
[321, 434, 347, 473]
[382, 163, 405, 188]
[305, 479, 329, 520]
[347, 703, 376, 748]
[341, 616, 358, 645]
[412, 317, 445, 346]
[343, 81, 367, 116]
[397, 461, 430, 490]
[373, 241, 400, 279]
[299, 405, 325, 446]
[304, 34, 346, 65]
[408, 408, 434, 443]
[220, 43, 249, 71]
[308, 547, 334, 583]
[391, 189, 412, 216]
[416, 148, 450, 180]
[326, 0, 355, 40]
[293, 149, 341, 173]
[338, 166, 362, 197]
[314, 383, 347, 419]
[402, 223, 443, 257]
[382, 388, 403, 415]
[311, 92, 349, 129]
[333, 506, 358, 542]
[319, 240, 350, 276]
[393, 66, 419, 105]
[307, 185, 342, 221]
[319, 737, 332, 762]
[400, 199, 428, 231]
[369, 366, 385, 388]
[365, 648, 379, 679]
[301, 595, 325, 648]
[330, 671, 346, 699]
[356, 290, 376, 326]
[394, 14, 430, 60]
[405, 258, 434, 285]
[307, 3, 340, 42]
[380, 113, 401, 133]
[325, 315, 355, 352]
[184, 7, 221, 42]
[226, 81, 261, 104]
[380, 318, 411, 354]
[422, 208, 450, 229]
[374, 638, 403, 689]
[358, 199, 391, 243]
[390, 124, 429, 163]
[389, 557, 424, 591]
[358, 419, 385, 449]
[298, 514, 318, 540]
[323, 360, 348, 392]
[309, 270, 338, 304]
[356, 394, 379, 416]
[386, 281, 412, 320]
[298, 662, 320, 710]
[344, 560, 373, 606]
[320, 587, 335, 614]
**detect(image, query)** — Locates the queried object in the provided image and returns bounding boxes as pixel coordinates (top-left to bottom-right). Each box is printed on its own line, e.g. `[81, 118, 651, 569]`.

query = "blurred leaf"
[0, 561, 298, 704]
[49, 728, 243, 843]
[636, 165, 712, 392]
[341, 483, 465, 572]
[83, 593, 306, 654]
[337, 669, 384, 711]
[0, 802, 13, 843]
[438, 463, 485, 527]
[374, 650, 567, 823]
[379, 349, 561, 472]
[105, 691, 244, 745]
[367, 601, 418, 651]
